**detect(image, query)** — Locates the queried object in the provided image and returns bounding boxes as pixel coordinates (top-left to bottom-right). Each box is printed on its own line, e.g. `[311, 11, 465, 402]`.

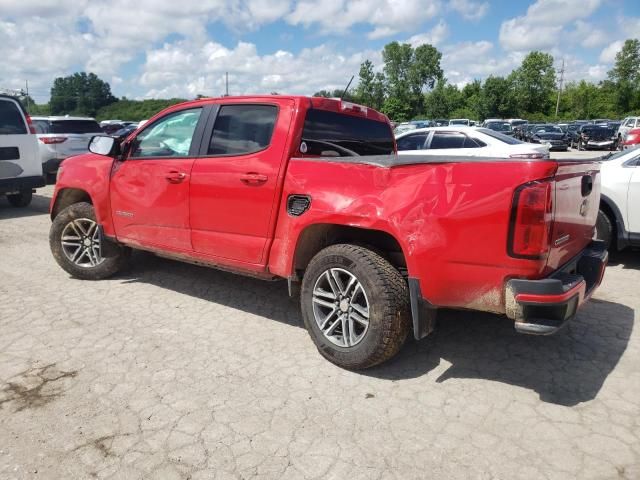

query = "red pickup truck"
[49, 96, 607, 369]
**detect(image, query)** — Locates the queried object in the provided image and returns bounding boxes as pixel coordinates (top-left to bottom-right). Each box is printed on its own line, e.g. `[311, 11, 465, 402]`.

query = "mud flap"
[408, 278, 438, 340]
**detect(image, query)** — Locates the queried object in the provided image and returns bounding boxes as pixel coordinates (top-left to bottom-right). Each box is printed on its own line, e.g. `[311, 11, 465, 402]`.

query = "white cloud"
[441, 41, 521, 85]
[407, 20, 449, 47]
[139, 40, 380, 98]
[449, 0, 489, 21]
[570, 20, 608, 48]
[499, 0, 602, 51]
[599, 40, 624, 63]
[287, 0, 441, 38]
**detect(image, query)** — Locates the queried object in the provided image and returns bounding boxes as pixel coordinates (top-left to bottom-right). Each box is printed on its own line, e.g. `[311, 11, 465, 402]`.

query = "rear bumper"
[506, 240, 608, 335]
[42, 157, 63, 174]
[0, 175, 46, 194]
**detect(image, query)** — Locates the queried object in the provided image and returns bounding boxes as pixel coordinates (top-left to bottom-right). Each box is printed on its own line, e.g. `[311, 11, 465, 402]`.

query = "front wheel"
[301, 244, 410, 370]
[49, 202, 129, 280]
[6, 188, 32, 207]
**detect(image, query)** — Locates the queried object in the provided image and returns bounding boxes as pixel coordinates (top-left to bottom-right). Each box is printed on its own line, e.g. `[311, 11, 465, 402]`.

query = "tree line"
[21, 39, 640, 122]
[316, 38, 640, 122]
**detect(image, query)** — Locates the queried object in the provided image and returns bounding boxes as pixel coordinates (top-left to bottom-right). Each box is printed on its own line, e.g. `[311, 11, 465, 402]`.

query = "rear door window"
[429, 132, 481, 149]
[208, 104, 278, 155]
[397, 133, 429, 151]
[301, 109, 394, 157]
[0, 99, 27, 135]
[51, 120, 102, 134]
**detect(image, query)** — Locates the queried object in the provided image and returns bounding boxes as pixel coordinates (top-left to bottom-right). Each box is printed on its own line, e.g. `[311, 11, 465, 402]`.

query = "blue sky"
[1, 0, 639, 103]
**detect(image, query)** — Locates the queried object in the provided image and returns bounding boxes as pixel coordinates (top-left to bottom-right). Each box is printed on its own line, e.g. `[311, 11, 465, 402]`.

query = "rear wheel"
[49, 202, 129, 279]
[595, 209, 614, 250]
[301, 244, 410, 370]
[6, 188, 32, 207]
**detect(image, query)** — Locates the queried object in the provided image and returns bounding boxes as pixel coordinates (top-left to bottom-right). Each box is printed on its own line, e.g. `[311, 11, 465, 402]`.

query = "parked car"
[449, 118, 470, 126]
[433, 119, 449, 127]
[101, 123, 124, 135]
[576, 125, 617, 151]
[565, 123, 582, 147]
[596, 147, 640, 251]
[529, 125, 569, 151]
[0, 94, 44, 206]
[394, 123, 417, 136]
[32, 116, 103, 179]
[617, 116, 640, 147]
[395, 126, 548, 158]
[621, 127, 640, 149]
[49, 95, 605, 369]
[522, 123, 543, 142]
[484, 121, 514, 136]
[111, 124, 138, 141]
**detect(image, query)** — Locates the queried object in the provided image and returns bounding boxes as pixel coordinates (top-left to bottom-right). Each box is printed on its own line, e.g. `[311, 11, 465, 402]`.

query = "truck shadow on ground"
[0, 194, 50, 219]
[607, 249, 640, 270]
[121, 252, 633, 407]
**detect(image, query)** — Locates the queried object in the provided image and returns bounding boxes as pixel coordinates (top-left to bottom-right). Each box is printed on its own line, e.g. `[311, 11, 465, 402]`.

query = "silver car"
[32, 116, 103, 178]
[617, 116, 640, 145]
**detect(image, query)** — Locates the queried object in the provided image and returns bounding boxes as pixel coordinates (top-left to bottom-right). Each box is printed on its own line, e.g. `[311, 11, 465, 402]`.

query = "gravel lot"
[1, 165, 638, 479]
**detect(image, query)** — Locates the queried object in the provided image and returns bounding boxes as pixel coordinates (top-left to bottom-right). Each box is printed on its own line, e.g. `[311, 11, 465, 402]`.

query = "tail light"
[39, 137, 68, 144]
[340, 101, 368, 115]
[626, 133, 639, 144]
[25, 114, 36, 134]
[508, 180, 554, 259]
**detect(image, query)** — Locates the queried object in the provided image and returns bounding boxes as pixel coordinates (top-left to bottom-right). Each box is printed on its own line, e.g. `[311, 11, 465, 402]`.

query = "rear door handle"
[240, 173, 268, 185]
[165, 171, 187, 183]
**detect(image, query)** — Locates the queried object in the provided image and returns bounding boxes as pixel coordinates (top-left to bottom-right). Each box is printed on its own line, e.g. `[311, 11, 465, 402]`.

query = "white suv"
[596, 147, 640, 250]
[32, 116, 103, 179]
[0, 95, 43, 207]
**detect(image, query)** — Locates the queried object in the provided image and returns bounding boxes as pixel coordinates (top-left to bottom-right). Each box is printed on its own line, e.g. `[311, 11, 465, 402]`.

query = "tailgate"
[546, 160, 600, 272]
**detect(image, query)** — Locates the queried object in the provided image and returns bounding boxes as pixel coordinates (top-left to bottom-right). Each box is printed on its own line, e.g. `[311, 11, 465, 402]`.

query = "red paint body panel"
[51, 154, 116, 236]
[109, 157, 194, 250]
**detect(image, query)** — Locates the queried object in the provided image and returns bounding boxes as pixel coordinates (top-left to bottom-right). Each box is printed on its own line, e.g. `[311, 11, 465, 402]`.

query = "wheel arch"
[50, 188, 93, 220]
[292, 223, 408, 278]
[600, 193, 628, 250]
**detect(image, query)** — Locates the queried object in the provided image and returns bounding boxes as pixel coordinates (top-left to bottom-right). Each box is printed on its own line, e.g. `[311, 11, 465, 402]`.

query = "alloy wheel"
[312, 268, 370, 347]
[60, 218, 105, 268]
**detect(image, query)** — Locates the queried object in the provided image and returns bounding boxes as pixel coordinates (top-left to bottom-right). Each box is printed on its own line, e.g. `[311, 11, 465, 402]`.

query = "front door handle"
[166, 171, 187, 183]
[240, 173, 268, 185]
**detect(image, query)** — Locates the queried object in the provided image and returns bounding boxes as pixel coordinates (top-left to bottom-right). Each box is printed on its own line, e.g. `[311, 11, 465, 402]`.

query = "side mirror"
[88, 135, 120, 157]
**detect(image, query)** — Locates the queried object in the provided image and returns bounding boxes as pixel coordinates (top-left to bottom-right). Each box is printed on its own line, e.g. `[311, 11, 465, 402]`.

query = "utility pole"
[25, 80, 29, 113]
[555, 59, 565, 118]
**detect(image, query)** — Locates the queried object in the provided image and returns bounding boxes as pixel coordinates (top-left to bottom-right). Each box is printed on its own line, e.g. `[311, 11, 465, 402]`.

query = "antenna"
[225, 72, 229, 97]
[555, 59, 565, 118]
[340, 75, 354, 100]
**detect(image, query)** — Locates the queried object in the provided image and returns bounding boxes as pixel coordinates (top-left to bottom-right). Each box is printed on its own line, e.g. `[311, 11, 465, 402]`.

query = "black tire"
[301, 244, 410, 370]
[595, 209, 614, 250]
[6, 189, 32, 207]
[49, 202, 129, 280]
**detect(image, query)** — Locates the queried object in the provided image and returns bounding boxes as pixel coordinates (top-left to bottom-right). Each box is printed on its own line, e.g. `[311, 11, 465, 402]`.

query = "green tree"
[381, 41, 442, 120]
[481, 76, 516, 119]
[511, 51, 556, 116]
[312, 89, 355, 101]
[423, 81, 462, 119]
[354, 60, 386, 110]
[95, 98, 187, 121]
[49, 72, 117, 116]
[607, 39, 640, 114]
[460, 80, 483, 120]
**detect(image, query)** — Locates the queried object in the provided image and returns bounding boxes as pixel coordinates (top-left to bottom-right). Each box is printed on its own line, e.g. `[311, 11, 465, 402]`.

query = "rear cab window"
[0, 98, 27, 135]
[300, 109, 394, 157]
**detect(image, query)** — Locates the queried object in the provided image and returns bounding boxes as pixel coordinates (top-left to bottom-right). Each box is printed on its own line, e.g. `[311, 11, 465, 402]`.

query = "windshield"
[510, 120, 527, 127]
[477, 128, 523, 145]
[486, 122, 512, 132]
[534, 126, 563, 134]
[583, 127, 614, 136]
[601, 147, 640, 161]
